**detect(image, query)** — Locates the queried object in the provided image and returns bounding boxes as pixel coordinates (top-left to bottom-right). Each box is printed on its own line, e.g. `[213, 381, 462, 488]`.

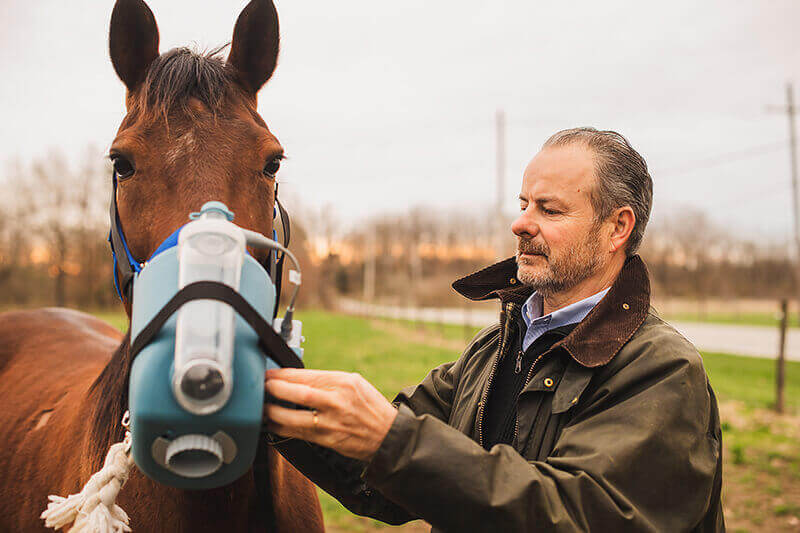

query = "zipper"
[512, 347, 551, 449]
[477, 301, 515, 448]
[515, 350, 523, 374]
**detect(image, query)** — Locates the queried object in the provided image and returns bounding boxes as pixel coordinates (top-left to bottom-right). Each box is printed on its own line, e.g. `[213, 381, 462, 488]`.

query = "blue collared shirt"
[520, 287, 611, 352]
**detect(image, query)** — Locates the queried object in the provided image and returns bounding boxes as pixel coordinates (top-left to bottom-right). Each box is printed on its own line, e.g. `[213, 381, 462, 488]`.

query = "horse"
[0, 0, 325, 530]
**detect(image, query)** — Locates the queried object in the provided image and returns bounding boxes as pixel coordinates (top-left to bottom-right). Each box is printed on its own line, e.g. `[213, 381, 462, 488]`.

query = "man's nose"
[511, 211, 538, 238]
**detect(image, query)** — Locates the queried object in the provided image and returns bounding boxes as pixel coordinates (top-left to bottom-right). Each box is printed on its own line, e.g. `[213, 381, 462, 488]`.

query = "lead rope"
[41, 411, 135, 533]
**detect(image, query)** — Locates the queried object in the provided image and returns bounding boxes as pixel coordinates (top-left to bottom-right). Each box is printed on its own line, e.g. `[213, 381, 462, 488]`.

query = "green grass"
[380, 317, 483, 344]
[702, 351, 800, 413]
[299, 311, 460, 398]
[89, 309, 129, 333]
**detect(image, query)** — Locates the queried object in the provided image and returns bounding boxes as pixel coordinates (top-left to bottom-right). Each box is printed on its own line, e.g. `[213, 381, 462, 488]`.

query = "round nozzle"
[173, 359, 231, 415]
[165, 434, 224, 478]
[180, 362, 225, 401]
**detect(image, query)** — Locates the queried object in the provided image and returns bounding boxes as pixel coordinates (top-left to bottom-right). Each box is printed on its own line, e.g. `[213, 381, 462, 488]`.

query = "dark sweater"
[483, 315, 577, 450]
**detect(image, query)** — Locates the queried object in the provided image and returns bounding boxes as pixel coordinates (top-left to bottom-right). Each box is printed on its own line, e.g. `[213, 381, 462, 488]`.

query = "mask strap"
[129, 280, 304, 369]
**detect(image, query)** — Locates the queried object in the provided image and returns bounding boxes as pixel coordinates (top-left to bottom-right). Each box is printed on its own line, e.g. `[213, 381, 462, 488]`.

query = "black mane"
[88, 332, 131, 469]
[136, 46, 235, 117]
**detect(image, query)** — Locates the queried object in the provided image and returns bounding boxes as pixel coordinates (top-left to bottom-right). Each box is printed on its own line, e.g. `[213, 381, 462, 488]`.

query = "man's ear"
[227, 0, 280, 96]
[109, 0, 160, 92]
[609, 206, 636, 253]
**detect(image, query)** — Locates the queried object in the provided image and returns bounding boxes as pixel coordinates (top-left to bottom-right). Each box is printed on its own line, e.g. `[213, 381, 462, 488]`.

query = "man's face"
[511, 144, 608, 296]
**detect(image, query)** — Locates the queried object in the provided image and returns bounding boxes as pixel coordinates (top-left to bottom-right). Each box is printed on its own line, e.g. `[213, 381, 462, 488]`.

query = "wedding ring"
[312, 409, 319, 429]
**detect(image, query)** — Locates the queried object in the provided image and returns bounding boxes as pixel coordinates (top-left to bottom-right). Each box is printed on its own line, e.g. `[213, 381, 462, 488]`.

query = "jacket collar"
[452, 255, 651, 368]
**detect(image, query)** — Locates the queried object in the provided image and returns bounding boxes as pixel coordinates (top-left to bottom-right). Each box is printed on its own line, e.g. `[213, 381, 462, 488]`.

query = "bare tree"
[7, 149, 110, 308]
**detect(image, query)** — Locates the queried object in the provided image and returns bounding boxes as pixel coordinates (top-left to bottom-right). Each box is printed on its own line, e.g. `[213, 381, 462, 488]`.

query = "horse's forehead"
[165, 127, 200, 167]
[121, 97, 273, 160]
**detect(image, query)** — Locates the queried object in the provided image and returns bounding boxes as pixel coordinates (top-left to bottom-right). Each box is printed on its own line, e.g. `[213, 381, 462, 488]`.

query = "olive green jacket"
[275, 256, 724, 532]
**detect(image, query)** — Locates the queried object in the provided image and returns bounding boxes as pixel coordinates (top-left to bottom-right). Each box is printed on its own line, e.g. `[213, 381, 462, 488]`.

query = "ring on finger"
[311, 408, 319, 429]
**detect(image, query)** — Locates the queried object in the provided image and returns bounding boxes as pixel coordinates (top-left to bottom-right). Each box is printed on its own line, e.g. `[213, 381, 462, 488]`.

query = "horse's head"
[108, 0, 283, 310]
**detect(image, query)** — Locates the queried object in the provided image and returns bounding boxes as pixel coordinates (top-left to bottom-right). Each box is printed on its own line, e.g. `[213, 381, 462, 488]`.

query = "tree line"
[0, 150, 794, 311]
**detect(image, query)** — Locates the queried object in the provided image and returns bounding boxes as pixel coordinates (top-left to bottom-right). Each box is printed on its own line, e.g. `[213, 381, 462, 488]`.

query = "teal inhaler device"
[127, 202, 303, 489]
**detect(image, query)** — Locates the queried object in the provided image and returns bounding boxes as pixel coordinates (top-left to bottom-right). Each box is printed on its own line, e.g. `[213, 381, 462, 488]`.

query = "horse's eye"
[111, 155, 135, 179]
[263, 157, 282, 177]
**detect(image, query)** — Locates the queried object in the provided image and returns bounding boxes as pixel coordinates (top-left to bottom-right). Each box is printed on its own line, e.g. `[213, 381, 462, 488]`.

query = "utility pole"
[495, 109, 506, 259]
[768, 83, 800, 274]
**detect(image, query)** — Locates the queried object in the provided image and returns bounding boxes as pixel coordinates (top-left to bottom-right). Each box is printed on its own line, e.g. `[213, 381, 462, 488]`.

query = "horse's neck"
[85, 332, 131, 471]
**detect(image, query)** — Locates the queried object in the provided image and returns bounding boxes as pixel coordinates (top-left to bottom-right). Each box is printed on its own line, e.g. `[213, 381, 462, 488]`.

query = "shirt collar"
[452, 255, 652, 367]
[521, 287, 611, 332]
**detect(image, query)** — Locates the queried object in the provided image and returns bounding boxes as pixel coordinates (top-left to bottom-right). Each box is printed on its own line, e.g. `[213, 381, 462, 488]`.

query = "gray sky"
[2, 1, 798, 240]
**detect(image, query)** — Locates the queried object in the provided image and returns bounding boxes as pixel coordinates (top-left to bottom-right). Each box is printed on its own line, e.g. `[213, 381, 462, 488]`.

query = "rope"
[41, 421, 134, 532]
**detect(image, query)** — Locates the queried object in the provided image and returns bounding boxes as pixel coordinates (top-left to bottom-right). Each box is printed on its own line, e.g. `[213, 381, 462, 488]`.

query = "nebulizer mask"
[124, 202, 303, 489]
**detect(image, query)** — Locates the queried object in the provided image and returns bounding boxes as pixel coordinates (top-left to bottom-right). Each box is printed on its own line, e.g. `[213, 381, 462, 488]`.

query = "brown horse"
[0, 0, 324, 530]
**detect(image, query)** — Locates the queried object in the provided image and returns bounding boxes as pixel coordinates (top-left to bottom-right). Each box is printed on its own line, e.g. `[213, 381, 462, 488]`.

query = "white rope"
[41, 415, 134, 533]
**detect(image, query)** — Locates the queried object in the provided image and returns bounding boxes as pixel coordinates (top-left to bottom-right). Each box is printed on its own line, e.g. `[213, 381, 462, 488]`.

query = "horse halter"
[107, 171, 291, 318]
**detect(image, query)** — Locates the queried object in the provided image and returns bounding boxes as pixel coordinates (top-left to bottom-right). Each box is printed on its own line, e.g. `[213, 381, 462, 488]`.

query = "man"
[264, 128, 724, 532]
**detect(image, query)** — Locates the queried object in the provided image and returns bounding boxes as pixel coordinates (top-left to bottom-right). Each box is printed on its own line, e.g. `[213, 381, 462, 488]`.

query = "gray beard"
[516, 230, 602, 297]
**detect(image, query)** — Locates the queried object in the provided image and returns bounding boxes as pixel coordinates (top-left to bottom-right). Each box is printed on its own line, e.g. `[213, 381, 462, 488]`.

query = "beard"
[515, 224, 603, 297]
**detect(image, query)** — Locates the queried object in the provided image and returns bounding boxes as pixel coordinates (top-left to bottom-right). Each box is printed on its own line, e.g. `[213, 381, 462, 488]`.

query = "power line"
[704, 178, 792, 210]
[656, 141, 787, 178]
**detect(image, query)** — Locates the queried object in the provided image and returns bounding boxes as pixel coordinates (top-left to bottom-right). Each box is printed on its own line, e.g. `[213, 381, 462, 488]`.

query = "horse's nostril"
[180, 364, 225, 401]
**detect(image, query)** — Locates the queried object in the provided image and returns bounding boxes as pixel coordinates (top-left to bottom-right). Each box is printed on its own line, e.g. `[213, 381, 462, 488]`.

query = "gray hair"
[543, 127, 653, 256]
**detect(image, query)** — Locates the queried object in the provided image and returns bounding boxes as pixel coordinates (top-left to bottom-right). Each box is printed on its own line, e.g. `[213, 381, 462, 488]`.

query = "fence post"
[776, 299, 788, 414]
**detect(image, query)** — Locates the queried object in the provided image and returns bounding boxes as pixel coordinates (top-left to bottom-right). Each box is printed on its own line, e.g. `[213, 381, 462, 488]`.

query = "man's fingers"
[265, 378, 335, 410]
[264, 404, 322, 442]
[264, 403, 314, 428]
[266, 368, 353, 386]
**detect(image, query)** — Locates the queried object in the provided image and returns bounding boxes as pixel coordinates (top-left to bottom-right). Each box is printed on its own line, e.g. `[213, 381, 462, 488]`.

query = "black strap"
[272, 194, 291, 317]
[129, 281, 304, 369]
[109, 176, 136, 303]
[276, 195, 291, 250]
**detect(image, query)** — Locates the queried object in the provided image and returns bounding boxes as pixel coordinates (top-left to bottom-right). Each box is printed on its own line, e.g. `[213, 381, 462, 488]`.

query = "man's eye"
[542, 208, 559, 215]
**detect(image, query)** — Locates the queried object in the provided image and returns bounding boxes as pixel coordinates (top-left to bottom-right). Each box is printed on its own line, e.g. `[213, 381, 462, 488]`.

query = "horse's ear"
[227, 0, 280, 95]
[109, 0, 160, 92]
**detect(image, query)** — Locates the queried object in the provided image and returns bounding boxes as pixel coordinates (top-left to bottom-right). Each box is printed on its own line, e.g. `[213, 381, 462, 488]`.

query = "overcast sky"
[2, 1, 798, 240]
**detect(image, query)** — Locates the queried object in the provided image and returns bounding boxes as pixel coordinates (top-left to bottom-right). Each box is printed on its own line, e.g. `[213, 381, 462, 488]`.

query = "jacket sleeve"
[361, 326, 722, 532]
[271, 325, 487, 525]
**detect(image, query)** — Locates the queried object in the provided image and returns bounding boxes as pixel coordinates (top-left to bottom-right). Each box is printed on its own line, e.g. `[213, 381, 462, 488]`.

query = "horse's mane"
[131, 45, 235, 119]
[88, 333, 131, 469]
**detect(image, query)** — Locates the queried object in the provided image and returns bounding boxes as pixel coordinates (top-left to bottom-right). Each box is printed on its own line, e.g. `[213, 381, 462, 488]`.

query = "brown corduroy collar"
[452, 255, 651, 368]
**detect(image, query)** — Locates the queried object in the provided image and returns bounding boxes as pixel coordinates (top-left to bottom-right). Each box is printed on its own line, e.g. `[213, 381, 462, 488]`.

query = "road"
[338, 299, 799, 362]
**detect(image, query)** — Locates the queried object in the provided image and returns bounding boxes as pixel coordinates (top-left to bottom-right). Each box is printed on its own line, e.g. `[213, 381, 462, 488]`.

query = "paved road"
[339, 300, 799, 362]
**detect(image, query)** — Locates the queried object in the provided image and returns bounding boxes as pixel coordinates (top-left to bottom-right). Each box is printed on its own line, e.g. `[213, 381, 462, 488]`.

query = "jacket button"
[622, 303, 630, 310]
[544, 378, 554, 388]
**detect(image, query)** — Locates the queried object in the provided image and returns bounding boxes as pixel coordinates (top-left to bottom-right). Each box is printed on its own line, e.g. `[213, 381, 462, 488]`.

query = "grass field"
[88, 308, 800, 531]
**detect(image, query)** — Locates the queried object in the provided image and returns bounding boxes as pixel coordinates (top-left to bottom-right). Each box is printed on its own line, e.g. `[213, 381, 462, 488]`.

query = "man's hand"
[264, 369, 398, 462]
